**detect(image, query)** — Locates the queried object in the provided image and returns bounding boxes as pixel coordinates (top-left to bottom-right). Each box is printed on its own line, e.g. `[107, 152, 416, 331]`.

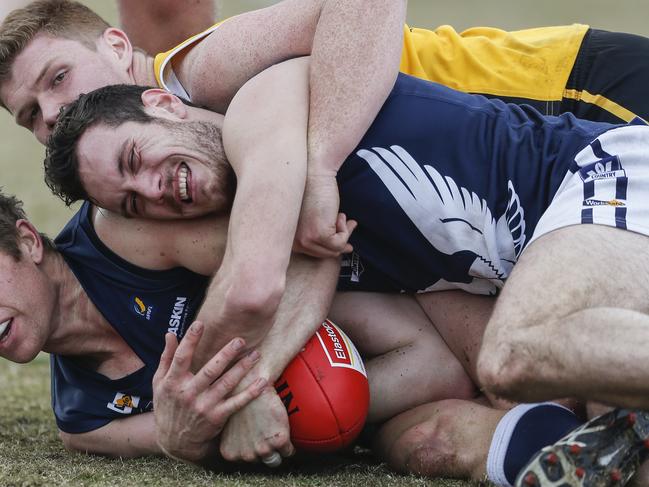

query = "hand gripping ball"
[274, 319, 369, 453]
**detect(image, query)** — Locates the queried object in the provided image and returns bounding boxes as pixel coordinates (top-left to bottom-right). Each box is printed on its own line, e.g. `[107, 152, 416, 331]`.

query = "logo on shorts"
[107, 392, 140, 414]
[579, 157, 626, 183]
[340, 252, 364, 283]
[132, 296, 153, 320]
[583, 199, 626, 207]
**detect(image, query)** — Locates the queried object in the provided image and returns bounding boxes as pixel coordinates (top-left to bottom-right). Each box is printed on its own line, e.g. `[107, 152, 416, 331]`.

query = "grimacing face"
[0, 222, 56, 364]
[76, 118, 231, 219]
[0, 31, 132, 144]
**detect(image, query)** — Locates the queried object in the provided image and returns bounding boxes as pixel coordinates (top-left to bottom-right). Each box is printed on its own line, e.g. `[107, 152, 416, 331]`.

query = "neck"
[40, 251, 116, 358]
[131, 49, 158, 87]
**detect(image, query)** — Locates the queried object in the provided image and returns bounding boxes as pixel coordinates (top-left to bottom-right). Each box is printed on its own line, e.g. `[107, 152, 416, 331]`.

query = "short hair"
[44, 84, 155, 205]
[0, 0, 109, 87]
[0, 189, 54, 259]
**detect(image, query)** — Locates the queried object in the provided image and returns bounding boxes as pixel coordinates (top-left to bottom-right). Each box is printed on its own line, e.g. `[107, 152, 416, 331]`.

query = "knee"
[377, 403, 460, 477]
[477, 327, 533, 399]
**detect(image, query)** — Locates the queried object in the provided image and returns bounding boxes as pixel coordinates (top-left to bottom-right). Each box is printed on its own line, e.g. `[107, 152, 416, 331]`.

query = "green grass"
[0, 356, 479, 487]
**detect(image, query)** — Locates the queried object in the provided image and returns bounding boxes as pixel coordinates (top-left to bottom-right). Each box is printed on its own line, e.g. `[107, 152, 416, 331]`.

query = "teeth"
[179, 164, 189, 201]
[0, 319, 10, 339]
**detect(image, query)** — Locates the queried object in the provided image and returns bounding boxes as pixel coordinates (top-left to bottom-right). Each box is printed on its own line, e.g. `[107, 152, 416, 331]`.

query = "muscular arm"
[186, 57, 310, 369]
[184, 0, 406, 114]
[181, 0, 405, 259]
[307, 1, 405, 174]
[117, 0, 217, 54]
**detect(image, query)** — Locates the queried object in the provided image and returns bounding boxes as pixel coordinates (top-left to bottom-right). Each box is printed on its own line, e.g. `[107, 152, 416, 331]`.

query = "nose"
[42, 100, 64, 133]
[132, 170, 164, 204]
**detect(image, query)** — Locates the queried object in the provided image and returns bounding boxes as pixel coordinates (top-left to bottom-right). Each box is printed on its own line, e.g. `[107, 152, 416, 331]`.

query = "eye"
[128, 145, 136, 173]
[53, 71, 67, 86]
[30, 106, 39, 121]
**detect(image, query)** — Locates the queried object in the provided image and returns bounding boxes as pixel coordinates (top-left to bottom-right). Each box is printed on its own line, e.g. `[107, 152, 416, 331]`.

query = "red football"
[274, 319, 370, 453]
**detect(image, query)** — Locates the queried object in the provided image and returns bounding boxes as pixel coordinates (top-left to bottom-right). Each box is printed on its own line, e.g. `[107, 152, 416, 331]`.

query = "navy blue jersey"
[337, 73, 618, 295]
[52, 202, 210, 433]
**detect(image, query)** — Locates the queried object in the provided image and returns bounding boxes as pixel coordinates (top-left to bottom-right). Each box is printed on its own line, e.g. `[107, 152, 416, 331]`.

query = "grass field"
[1, 0, 649, 485]
[0, 357, 476, 487]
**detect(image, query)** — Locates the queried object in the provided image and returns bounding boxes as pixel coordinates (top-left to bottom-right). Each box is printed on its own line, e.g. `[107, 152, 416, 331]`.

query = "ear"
[15, 219, 45, 265]
[140, 89, 188, 119]
[100, 28, 134, 73]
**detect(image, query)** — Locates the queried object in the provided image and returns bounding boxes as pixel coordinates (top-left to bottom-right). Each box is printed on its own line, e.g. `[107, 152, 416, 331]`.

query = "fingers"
[276, 439, 295, 458]
[191, 337, 246, 391]
[167, 321, 203, 379]
[297, 214, 359, 258]
[213, 376, 268, 421]
[153, 332, 179, 386]
[201, 349, 260, 401]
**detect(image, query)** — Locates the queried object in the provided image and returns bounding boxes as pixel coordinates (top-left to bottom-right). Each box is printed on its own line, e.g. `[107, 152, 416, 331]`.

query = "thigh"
[416, 290, 495, 383]
[330, 292, 476, 421]
[491, 224, 649, 331]
[330, 291, 445, 356]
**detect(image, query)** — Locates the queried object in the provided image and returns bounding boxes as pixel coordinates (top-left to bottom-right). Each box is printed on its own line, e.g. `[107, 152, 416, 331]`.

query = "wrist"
[306, 163, 338, 179]
[159, 439, 214, 464]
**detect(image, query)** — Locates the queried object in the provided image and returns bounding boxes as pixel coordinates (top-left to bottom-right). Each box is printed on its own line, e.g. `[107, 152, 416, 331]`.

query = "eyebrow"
[13, 59, 55, 124]
[34, 58, 55, 88]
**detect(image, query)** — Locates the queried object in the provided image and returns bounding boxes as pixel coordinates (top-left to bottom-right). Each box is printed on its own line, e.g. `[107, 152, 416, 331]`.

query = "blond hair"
[0, 0, 109, 83]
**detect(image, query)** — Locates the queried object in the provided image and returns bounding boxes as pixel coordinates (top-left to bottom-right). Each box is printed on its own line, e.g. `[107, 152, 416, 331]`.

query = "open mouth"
[178, 162, 193, 203]
[0, 318, 12, 342]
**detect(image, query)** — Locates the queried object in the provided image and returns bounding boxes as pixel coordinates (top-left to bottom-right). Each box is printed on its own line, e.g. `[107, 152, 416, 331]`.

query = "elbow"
[224, 272, 286, 323]
[59, 431, 86, 454]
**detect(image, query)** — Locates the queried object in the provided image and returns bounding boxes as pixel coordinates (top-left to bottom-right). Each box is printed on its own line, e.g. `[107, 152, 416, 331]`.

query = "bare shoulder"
[222, 56, 310, 166]
[92, 206, 227, 275]
[176, 0, 317, 112]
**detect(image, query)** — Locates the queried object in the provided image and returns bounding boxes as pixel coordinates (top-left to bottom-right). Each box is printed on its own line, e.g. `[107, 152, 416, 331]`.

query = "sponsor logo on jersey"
[132, 296, 153, 320]
[583, 199, 626, 207]
[167, 296, 188, 336]
[107, 392, 140, 414]
[340, 252, 365, 283]
[579, 158, 626, 182]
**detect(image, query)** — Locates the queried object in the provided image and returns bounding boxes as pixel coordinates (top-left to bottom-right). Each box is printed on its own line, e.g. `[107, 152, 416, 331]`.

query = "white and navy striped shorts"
[530, 123, 649, 245]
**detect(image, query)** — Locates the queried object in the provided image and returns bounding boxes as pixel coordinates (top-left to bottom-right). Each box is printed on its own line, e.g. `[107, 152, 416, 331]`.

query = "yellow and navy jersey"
[154, 22, 649, 124]
[399, 24, 588, 107]
[154, 20, 226, 101]
[155, 22, 586, 110]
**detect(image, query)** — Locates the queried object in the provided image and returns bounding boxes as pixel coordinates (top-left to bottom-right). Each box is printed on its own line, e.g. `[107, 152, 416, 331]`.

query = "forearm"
[59, 413, 161, 458]
[189, 58, 312, 370]
[235, 254, 340, 388]
[308, 0, 407, 173]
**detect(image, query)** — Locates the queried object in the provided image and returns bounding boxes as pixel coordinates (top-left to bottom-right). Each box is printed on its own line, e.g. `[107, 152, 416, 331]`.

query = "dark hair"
[0, 189, 54, 259]
[0, 0, 109, 104]
[44, 84, 154, 206]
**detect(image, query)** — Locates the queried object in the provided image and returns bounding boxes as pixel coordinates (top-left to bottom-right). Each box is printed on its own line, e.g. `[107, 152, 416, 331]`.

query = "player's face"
[76, 119, 232, 219]
[0, 226, 55, 364]
[0, 33, 132, 145]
